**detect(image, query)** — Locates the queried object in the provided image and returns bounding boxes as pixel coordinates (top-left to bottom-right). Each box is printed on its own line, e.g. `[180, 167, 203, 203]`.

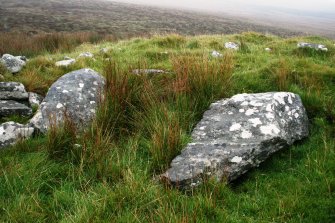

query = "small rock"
[55, 59, 76, 67]
[297, 42, 328, 51]
[0, 82, 29, 100]
[0, 75, 4, 81]
[64, 56, 72, 60]
[265, 48, 272, 52]
[225, 42, 239, 50]
[0, 100, 32, 117]
[211, 51, 223, 58]
[0, 121, 34, 149]
[29, 68, 105, 133]
[100, 48, 110, 54]
[78, 52, 94, 58]
[28, 92, 43, 107]
[0, 54, 26, 73]
[132, 69, 166, 75]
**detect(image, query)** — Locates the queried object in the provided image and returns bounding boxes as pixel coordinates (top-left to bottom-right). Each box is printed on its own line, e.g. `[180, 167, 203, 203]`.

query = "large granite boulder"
[0, 54, 26, 73]
[0, 100, 32, 117]
[0, 122, 34, 149]
[29, 68, 105, 133]
[0, 82, 29, 100]
[162, 92, 309, 189]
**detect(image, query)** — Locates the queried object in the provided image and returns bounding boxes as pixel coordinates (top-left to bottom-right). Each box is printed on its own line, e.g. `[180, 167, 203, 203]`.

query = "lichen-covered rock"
[0, 82, 29, 100]
[225, 42, 239, 50]
[0, 100, 32, 117]
[78, 52, 94, 58]
[0, 54, 26, 73]
[297, 42, 328, 51]
[0, 122, 34, 149]
[29, 68, 105, 133]
[28, 92, 44, 107]
[55, 59, 76, 67]
[162, 92, 309, 189]
[211, 51, 223, 58]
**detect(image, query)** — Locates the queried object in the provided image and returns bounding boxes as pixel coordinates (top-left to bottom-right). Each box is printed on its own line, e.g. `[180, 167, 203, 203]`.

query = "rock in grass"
[132, 69, 166, 75]
[78, 52, 94, 58]
[0, 54, 26, 73]
[0, 100, 32, 117]
[55, 59, 76, 67]
[297, 42, 328, 51]
[211, 51, 223, 58]
[0, 121, 34, 149]
[162, 92, 309, 189]
[225, 42, 239, 50]
[28, 92, 43, 107]
[0, 82, 29, 100]
[29, 68, 105, 133]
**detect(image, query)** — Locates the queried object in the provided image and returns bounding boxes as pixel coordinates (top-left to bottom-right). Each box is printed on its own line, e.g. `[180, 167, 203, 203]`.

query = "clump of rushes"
[139, 52, 234, 171]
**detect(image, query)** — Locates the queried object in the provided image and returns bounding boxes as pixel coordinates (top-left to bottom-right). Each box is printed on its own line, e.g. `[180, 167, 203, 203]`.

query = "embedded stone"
[211, 51, 223, 58]
[297, 42, 328, 51]
[162, 92, 309, 189]
[78, 52, 94, 58]
[0, 100, 32, 117]
[0, 121, 34, 149]
[28, 92, 44, 107]
[29, 68, 105, 133]
[0, 82, 29, 100]
[225, 42, 239, 50]
[55, 59, 76, 67]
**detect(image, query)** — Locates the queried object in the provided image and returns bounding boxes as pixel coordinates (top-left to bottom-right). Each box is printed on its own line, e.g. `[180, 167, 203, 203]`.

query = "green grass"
[0, 32, 335, 222]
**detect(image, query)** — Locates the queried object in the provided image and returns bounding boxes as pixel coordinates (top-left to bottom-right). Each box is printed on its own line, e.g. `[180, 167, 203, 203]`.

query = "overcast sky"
[113, 0, 335, 13]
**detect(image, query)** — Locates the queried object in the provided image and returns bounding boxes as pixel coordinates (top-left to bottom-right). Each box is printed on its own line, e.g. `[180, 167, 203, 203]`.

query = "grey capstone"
[0, 54, 26, 73]
[0, 121, 34, 149]
[0, 82, 29, 100]
[162, 92, 309, 189]
[29, 68, 105, 133]
[0, 100, 32, 117]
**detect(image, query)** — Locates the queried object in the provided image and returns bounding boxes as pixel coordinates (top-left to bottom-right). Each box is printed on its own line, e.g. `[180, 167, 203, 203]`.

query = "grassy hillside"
[0, 33, 335, 222]
[0, 0, 301, 37]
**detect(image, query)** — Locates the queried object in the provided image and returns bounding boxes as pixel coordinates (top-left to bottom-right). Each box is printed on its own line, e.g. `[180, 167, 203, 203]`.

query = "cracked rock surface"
[0, 100, 32, 117]
[0, 121, 34, 149]
[29, 68, 105, 133]
[162, 92, 309, 189]
[0, 82, 29, 100]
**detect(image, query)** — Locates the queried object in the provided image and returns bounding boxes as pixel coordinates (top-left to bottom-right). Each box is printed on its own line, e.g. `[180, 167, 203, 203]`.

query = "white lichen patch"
[232, 94, 247, 102]
[241, 130, 253, 139]
[239, 109, 245, 113]
[249, 118, 262, 127]
[231, 156, 243, 163]
[260, 124, 280, 135]
[245, 109, 256, 116]
[230, 123, 241, 131]
[79, 83, 84, 88]
[62, 90, 69, 93]
[199, 126, 206, 130]
[266, 104, 273, 112]
[56, 103, 63, 109]
[241, 101, 249, 106]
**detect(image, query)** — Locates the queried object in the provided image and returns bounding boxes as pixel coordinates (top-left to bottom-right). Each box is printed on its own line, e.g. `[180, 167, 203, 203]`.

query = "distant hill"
[0, 0, 302, 37]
